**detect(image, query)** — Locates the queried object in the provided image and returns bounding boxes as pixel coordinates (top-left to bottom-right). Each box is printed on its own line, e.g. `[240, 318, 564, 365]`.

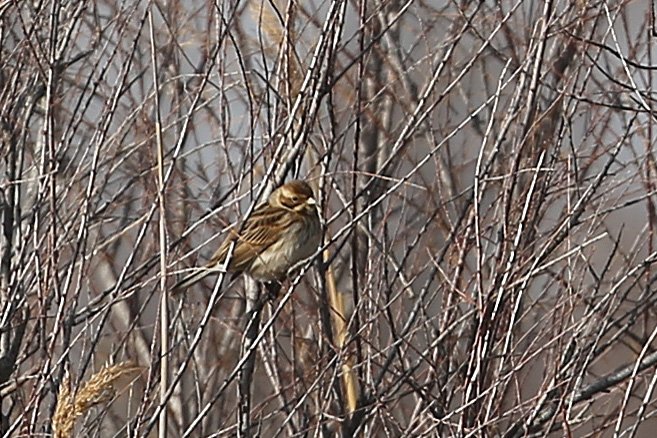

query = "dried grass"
[248, 0, 303, 99]
[52, 362, 138, 438]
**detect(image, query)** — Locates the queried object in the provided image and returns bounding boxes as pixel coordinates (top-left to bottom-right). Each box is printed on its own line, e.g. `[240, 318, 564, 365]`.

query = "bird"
[172, 180, 321, 293]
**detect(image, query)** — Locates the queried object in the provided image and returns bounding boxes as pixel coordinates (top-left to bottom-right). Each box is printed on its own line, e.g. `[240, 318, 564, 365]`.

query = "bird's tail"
[171, 268, 213, 294]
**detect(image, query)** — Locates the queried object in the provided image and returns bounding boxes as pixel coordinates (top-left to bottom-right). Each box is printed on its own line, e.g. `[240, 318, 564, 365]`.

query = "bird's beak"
[306, 197, 320, 215]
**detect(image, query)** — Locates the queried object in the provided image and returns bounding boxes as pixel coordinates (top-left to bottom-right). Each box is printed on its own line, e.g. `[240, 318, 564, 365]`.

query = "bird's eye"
[291, 195, 299, 203]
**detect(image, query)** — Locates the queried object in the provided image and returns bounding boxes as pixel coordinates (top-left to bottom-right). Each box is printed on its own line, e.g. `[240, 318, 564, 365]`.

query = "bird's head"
[270, 180, 318, 214]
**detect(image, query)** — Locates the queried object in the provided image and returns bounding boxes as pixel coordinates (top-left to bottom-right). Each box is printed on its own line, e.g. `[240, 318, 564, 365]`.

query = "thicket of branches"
[1, 0, 657, 436]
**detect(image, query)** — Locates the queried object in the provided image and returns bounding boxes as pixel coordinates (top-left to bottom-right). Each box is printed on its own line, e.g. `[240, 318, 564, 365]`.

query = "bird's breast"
[248, 214, 320, 280]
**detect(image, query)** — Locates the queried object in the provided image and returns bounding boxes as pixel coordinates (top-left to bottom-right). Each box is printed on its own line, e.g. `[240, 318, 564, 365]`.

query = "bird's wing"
[207, 204, 292, 273]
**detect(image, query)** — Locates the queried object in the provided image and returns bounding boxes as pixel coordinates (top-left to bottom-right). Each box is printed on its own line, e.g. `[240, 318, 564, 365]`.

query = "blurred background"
[1, 0, 657, 436]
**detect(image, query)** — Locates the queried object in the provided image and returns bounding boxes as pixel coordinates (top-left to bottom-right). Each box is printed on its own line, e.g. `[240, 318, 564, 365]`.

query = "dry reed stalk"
[325, 258, 358, 413]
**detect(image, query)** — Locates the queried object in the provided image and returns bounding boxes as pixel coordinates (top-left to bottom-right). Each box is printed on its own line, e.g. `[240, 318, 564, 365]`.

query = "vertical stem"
[326, 264, 357, 413]
[149, 10, 169, 438]
[238, 281, 267, 437]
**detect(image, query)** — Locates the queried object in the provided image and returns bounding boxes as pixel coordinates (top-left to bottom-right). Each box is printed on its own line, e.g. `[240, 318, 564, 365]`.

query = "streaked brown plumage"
[173, 180, 321, 292]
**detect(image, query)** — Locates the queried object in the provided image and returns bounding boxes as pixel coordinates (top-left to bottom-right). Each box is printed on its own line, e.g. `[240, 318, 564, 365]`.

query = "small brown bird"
[173, 180, 321, 292]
